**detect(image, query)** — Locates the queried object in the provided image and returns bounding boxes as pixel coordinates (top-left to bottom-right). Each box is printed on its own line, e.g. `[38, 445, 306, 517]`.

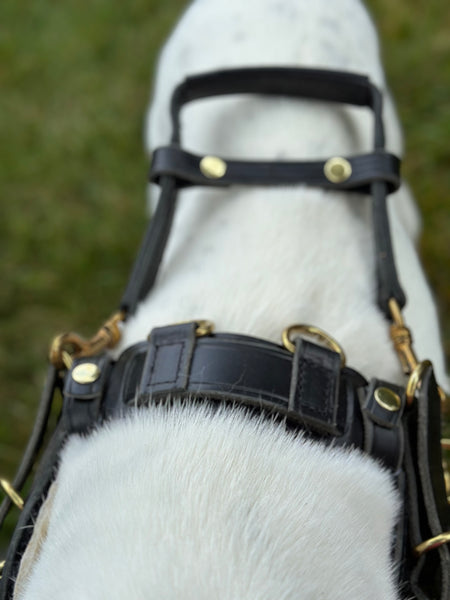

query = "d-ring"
[282, 324, 346, 366]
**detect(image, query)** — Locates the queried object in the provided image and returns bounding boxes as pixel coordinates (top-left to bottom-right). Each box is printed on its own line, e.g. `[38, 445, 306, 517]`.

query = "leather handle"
[170, 67, 384, 147]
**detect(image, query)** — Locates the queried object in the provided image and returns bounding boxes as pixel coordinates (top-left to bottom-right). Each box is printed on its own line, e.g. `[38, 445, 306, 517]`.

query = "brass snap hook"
[50, 311, 125, 369]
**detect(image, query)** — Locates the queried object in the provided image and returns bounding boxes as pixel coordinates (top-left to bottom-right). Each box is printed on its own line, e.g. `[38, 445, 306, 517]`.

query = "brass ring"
[0, 479, 24, 511]
[282, 324, 346, 367]
[405, 360, 432, 406]
[195, 320, 214, 337]
[414, 531, 450, 556]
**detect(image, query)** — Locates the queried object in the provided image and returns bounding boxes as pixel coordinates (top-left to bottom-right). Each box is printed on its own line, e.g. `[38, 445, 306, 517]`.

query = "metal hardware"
[148, 320, 215, 341]
[374, 387, 402, 412]
[389, 298, 449, 411]
[0, 560, 4, 580]
[72, 363, 101, 385]
[388, 298, 419, 376]
[50, 311, 125, 370]
[282, 324, 346, 366]
[323, 157, 352, 183]
[194, 320, 214, 337]
[405, 360, 432, 407]
[414, 531, 450, 556]
[200, 156, 227, 179]
[0, 479, 24, 511]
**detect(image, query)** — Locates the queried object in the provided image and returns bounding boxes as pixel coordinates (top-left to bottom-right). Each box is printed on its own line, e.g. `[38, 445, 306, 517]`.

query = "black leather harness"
[0, 67, 448, 599]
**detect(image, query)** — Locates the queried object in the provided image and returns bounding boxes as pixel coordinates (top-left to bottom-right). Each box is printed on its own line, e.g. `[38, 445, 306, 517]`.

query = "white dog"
[11, 0, 447, 598]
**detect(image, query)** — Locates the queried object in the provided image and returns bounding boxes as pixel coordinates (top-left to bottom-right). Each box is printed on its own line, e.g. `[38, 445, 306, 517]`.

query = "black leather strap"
[361, 378, 405, 471]
[0, 421, 68, 600]
[150, 146, 401, 193]
[404, 366, 450, 599]
[63, 353, 111, 434]
[120, 175, 178, 315]
[0, 366, 58, 528]
[289, 339, 342, 435]
[169, 67, 385, 147]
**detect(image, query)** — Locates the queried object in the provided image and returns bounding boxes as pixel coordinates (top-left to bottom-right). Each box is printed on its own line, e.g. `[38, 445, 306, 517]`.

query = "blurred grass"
[0, 0, 449, 549]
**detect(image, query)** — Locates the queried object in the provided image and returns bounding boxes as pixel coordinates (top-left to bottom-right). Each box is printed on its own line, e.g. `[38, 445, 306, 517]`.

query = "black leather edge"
[150, 146, 401, 194]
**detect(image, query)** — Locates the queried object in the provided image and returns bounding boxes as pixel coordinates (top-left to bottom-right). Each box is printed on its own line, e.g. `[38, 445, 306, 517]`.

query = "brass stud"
[72, 363, 101, 385]
[199, 156, 227, 179]
[324, 156, 352, 183]
[374, 387, 402, 412]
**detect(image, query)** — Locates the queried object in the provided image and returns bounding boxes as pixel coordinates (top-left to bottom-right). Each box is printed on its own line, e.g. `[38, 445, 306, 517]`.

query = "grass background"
[0, 0, 449, 550]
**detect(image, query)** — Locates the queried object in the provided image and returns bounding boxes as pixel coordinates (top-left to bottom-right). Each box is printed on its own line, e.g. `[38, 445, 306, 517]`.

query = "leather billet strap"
[0, 366, 57, 530]
[0, 355, 108, 600]
[404, 365, 450, 599]
[120, 67, 405, 318]
[150, 146, 401, 193]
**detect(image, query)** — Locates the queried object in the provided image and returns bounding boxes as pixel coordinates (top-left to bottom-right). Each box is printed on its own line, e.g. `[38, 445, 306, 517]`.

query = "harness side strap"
[372, 182, 407, 314]
[0, 357, 111, 600]
[119, 175, 178, 317]
[0, 421, 67, 600]
[404, 365, 450, 599]
[150, 146, 401, 193]
[0, 366, 57, 528]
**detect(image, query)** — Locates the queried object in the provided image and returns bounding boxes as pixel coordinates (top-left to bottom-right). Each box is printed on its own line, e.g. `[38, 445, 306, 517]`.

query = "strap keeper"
[288, 339, 342, 435]
[138, 322, 198, 401]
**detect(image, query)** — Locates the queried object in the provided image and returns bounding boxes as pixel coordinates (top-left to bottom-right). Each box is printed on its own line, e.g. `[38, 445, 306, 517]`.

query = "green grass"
[0, 0, 449, 549]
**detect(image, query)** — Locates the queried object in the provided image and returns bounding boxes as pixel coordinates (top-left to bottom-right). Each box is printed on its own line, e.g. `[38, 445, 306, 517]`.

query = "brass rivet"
[374, 387, 402, 412]
[199, 155, 227, 179]
[324, 156, 352, 183]
[72, 363, 101, 385]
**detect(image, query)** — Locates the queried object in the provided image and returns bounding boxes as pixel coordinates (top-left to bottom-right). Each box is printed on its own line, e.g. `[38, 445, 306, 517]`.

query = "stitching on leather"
[148, 340, 185, 386]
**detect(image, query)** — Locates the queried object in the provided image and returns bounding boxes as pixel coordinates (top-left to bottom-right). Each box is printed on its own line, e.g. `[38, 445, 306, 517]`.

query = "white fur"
[20, 406, 399, 600]
[16, 0, 447, 598]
